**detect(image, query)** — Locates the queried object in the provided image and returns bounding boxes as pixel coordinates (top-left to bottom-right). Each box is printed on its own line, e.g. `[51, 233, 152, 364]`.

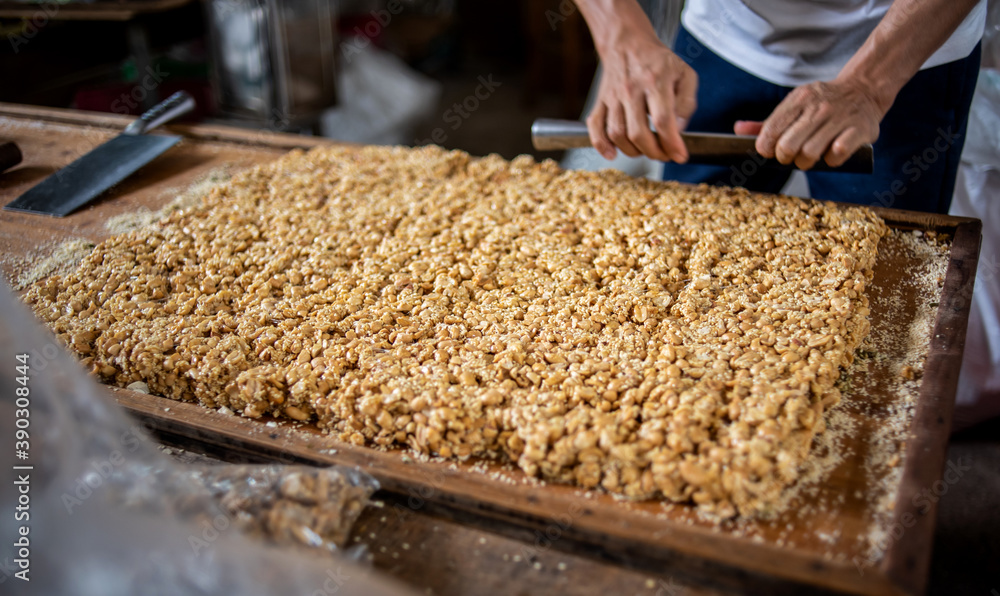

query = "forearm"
[572, 0, 660, 54]
[838, 0, 980, 114]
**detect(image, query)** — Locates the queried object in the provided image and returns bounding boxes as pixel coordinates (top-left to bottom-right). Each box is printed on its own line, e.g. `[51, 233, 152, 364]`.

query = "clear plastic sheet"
[96, 463, 378, 555]
[173, 465, 376, 553]
[0, 284, 415, 596]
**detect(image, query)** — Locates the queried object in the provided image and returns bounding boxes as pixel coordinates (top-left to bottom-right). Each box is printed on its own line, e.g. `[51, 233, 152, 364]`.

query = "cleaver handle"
[124, 91, 196, 136]
[531, 118, 874, 174]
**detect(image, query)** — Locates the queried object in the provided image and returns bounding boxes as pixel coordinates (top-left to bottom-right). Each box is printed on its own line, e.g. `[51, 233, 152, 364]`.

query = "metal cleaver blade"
[3, 134, 181, 217]
[4, 91, 195, 217]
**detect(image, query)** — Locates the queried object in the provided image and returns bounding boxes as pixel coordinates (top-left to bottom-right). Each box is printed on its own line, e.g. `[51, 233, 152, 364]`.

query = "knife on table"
[4, 91, 196, 217]
[531, 118, 874, 174]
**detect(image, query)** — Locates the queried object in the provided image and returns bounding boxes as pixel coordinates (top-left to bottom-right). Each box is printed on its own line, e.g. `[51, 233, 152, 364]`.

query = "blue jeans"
[663, 26, 981, 213]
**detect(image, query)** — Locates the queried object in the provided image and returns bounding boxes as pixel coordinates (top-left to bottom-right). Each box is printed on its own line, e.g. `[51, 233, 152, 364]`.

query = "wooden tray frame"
[0, 104, 983, 595]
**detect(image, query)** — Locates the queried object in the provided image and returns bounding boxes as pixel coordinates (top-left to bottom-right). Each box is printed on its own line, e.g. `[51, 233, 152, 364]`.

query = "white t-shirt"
[681, 0, 987, 87]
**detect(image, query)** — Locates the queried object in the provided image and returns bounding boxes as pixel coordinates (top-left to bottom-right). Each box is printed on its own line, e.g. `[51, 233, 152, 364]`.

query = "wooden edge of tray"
[881, 218, 982, 595]
[110, 385, 902, 596]
[868, 206, 979, 231]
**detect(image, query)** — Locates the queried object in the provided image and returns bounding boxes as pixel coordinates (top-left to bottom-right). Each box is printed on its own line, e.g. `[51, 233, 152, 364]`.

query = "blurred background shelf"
[0, 0, 194, 21]
[0, 0, 596, 159]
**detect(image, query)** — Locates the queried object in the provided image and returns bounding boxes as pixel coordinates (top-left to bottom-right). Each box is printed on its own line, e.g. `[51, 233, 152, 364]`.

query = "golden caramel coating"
[25, 145, 887, 517]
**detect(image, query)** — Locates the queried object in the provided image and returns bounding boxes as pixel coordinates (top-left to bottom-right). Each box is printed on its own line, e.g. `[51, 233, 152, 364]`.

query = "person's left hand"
[733, 78, 887, 170]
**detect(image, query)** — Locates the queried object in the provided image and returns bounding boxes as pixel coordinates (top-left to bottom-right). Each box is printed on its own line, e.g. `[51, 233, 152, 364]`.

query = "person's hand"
[587, 34, 698, 163]
[734, 77, 886, 170]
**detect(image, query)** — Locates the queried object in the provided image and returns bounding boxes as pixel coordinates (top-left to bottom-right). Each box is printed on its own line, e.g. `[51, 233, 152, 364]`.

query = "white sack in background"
[322, 40, 441, 145]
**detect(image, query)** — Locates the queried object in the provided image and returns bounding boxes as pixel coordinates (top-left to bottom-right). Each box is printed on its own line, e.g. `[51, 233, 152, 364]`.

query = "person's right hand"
[586, 34, 698, 163]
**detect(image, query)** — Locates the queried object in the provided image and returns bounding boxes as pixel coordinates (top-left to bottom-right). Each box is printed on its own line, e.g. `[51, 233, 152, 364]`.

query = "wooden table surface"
[1, 103, 994, 596]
